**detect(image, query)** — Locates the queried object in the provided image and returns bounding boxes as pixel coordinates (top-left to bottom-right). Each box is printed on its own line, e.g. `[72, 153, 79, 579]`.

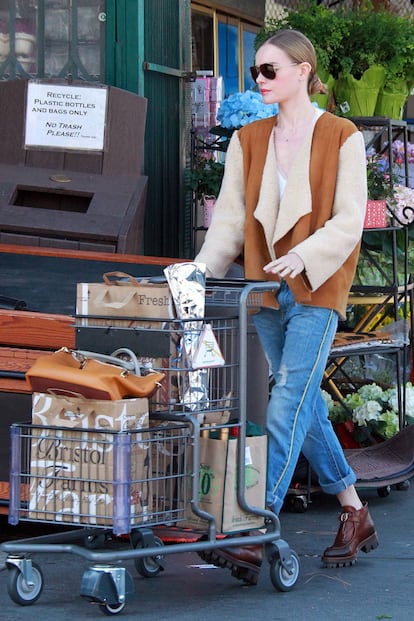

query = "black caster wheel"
[292, 496, 308, 513]
[396, 480, 410, 491]
[133, 535, 164, 577]
[7, 562, 44, 606]
[99, 601, 127, 616]
[287, 495, 308, 513]
[269, 550, 300, 592]
[377, 485, 391, 498]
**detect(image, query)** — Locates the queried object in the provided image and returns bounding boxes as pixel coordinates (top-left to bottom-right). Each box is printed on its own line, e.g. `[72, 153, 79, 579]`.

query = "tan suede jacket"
[196, 111, 367, 318]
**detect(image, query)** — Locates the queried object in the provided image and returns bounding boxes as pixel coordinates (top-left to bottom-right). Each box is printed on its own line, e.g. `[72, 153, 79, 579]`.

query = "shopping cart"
[1, 280, 300, 615]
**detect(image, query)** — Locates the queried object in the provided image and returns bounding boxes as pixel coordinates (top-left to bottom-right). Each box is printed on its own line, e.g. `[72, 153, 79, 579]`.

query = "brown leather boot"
[198, 539, 263, 585]
[322, 502, 378, 568]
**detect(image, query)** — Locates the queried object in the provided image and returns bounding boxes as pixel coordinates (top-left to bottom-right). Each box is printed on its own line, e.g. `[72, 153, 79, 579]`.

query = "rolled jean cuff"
[267, 494, 284, 516]
[319, 470, 357, 496]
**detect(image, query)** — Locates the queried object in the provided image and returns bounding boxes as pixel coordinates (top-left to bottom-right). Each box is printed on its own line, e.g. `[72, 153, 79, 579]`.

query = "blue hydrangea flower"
[217, 90, 279, 129]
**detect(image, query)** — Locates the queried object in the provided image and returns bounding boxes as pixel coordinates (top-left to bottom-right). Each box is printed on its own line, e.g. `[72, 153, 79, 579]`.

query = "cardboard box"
[28, 393, 151, 533]
[183, 435, 267, 534]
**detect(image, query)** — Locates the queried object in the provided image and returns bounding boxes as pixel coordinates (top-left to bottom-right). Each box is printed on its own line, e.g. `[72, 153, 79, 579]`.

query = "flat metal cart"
[284, 424, 414, 513]
[286, 335, 413, 513]
[1, 281, 300, 615]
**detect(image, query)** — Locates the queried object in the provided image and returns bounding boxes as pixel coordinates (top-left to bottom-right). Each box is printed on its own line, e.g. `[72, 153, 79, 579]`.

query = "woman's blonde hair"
[262, 29, 326, 95]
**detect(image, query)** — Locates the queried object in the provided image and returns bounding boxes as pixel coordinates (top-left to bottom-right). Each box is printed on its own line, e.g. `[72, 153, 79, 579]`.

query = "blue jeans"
[253, 281, 356, 515]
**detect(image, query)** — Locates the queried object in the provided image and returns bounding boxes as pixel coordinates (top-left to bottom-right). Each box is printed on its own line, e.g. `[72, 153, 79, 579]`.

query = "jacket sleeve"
[291, 131, 367, 291]
[194, 132, 246, 277]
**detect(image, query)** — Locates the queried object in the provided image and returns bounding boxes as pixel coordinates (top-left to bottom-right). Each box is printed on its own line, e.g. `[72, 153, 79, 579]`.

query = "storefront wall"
[0, 1, 265, 258]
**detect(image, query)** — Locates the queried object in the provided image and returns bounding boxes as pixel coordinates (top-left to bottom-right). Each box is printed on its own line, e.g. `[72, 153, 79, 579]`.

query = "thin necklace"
[275, 111, 316, 142]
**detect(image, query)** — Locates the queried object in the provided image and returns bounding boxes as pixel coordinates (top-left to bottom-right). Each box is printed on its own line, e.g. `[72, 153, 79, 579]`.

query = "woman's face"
[253, 42, 303, 105]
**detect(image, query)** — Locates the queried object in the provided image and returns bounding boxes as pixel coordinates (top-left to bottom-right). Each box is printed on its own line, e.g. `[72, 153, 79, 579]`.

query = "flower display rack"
[350, 116, 409, 186]
[324, 116, 413, 437]
[287, 117, 413, 510]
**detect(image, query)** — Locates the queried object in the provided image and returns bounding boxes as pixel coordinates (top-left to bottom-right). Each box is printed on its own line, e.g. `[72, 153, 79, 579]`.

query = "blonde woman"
[196, 29, 378, 584]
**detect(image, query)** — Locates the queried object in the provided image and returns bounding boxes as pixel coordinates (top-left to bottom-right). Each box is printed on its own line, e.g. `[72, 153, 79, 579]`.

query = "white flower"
[386, 387, 399, 412]
[328, 381, 412, 442]
[407, 388, 414, 414]
[391, 184, 414, 224]
[321, 389, 334, 412]
[358, 382, 385, 403]
[386, 383, 414, 416]
[404, 382, 414, 418]
[353, 400, 382, 426]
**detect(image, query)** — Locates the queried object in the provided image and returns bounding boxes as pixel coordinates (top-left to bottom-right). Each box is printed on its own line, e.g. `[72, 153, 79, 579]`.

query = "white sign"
[24, 82, 108, 151]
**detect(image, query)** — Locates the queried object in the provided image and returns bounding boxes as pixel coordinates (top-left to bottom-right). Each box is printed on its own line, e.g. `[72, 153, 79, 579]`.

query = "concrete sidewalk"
[0, 483, 413, 620]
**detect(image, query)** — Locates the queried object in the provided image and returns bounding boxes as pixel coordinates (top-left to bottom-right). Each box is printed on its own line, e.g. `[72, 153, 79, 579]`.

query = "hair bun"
[310, 74, 327, 95]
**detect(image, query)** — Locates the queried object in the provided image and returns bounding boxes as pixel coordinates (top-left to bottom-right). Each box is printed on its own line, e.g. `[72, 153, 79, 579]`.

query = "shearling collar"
[254, 123, 314, 256]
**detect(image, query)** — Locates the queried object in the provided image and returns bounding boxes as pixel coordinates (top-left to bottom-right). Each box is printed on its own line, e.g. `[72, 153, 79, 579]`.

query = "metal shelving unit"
[324, 117, 413, 429]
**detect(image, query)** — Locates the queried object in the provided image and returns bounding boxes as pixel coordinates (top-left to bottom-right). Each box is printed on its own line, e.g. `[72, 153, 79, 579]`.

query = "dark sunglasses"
[250, 62, 298, 81]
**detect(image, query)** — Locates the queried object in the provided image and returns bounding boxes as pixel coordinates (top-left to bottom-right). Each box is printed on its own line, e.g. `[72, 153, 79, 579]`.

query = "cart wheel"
[134, 535, 164, 577]
[377, 485, 391, 498]
[99, 601, 127, 616]
[291, 496, 308, 513]
[396, 480, 410, 491]
[7, 562, 44, 606]
[269, 550, 300, 592]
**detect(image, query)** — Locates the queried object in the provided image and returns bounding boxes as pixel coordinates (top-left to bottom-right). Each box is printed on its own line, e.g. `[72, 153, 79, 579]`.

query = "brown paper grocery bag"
[28, 392, 152, 532]
[76, 271, 174, 327]
[184, 435, 267, 534]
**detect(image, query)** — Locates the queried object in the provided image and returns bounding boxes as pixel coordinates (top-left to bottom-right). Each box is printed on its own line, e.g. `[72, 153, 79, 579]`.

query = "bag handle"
[75, 349, 138, 373]
[110, 348, 141, 375]
[58, 347, 137, 374]
[47, 388, 88, 400]
[102, 271, 140, 286]
[53, 408, 95, 427]
[93, 288, 142, 310]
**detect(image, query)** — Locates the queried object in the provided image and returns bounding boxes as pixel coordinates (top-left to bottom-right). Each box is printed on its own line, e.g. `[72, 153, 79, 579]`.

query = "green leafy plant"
[335, 5, 414, 88]
[322, 382, 414, 446]
[255, 1, 414, 89]
[366, 150, 394, 201]
[254, 1, 347, 76]
[187, 155, 224, 199]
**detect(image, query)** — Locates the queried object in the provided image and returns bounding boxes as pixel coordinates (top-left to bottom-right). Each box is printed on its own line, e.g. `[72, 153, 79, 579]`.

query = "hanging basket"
[333, 65, 386, 117]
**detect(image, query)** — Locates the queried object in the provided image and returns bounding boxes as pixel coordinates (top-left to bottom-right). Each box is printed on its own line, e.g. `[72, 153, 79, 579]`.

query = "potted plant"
[189, 90, 278, 227]
[366, 150, 394, 199]
[363, 149, 393, 229]
[255, 1, 414, 118]
[365, 147, 414, 226]
[322, 382, 407, 448]
[333, 6, 414, 118]
[355, 148, 414, 286]
[255, 2, 345, 110]
[188, 154, 224, 227]
[188, 155, 224, 200]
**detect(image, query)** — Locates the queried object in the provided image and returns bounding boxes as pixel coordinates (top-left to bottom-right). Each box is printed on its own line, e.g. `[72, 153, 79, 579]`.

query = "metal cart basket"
[1, 281, 300, 615]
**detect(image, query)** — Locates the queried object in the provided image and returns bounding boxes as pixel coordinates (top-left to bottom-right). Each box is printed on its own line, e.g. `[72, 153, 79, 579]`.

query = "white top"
[277, 107, 324, 199]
